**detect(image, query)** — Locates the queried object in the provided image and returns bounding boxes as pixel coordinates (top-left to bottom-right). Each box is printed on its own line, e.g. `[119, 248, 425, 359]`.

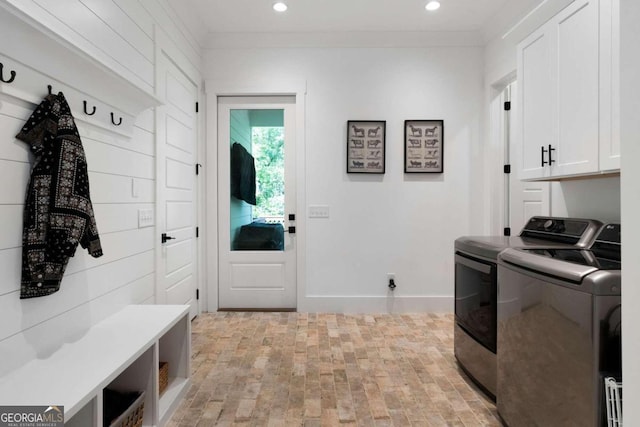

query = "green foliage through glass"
[252, 127, 285, 220]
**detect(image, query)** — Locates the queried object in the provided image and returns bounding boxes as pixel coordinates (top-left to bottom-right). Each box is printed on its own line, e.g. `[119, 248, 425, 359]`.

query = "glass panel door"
[218, 95, 297, 310]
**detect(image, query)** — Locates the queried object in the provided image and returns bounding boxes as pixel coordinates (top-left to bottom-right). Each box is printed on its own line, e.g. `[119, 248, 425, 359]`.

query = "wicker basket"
[159, 362, 169, 395]
[108, 391, 145, 427]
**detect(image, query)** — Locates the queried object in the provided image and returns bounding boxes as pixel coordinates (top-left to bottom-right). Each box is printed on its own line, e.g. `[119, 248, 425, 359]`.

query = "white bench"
[0, 305, 191, 426]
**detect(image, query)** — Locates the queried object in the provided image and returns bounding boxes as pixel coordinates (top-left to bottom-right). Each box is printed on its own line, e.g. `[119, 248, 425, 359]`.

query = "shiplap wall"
[0, 0, 202, 376]
[229, 109, 253, 247]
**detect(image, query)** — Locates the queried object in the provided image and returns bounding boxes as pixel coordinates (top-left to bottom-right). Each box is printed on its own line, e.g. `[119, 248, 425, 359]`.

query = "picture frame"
[346, 120, 386, 174]
[404, 120, 444, 173]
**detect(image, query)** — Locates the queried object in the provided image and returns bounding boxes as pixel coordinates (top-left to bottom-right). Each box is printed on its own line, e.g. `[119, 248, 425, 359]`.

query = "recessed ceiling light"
[273, 2, 288, 12]
[425, 1, 441, 11]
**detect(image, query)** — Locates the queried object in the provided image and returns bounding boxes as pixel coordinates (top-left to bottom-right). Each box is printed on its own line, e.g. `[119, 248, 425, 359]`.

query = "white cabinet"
[517, 0, 619, 180]
[554, 0, 600, 176]
[518, 24, 555, 179]
[599, 0, 621, 171]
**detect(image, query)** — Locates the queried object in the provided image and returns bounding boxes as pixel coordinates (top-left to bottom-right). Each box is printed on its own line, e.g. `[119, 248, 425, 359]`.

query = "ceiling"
[169, 0, 543, 44]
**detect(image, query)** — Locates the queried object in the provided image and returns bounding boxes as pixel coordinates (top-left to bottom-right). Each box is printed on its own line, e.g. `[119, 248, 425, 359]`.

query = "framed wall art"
[404, 120, 444, 173]
[347, 120, 386, 174]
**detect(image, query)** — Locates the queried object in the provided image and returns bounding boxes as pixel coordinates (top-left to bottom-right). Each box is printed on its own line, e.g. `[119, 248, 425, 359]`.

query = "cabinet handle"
[548, 144, 556, 165]
[541, 146, 549, 167]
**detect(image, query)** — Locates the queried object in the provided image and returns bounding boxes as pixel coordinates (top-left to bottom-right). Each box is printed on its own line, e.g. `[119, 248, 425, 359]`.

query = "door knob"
[161, 233, 176, 244]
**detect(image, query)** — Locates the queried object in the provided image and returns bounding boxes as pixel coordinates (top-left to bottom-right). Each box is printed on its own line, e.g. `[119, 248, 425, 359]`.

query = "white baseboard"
[297, 295, 453, 313]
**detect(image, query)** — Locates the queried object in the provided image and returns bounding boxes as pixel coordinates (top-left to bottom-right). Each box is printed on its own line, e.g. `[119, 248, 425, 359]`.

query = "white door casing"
[204, 79, 307, 313]
[155, 50, 199, 319]
[217, 96, 297, 310]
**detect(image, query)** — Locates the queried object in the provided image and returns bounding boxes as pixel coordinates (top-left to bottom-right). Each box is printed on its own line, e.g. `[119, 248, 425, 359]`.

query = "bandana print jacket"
[16, 92, 103, 299]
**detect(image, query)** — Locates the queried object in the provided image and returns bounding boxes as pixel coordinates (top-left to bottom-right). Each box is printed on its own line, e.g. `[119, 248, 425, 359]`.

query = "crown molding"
[203, 31, 485, 49]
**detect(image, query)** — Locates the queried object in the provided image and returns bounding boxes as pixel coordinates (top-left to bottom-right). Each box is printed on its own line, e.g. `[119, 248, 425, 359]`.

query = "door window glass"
[230, 109, 285, 251]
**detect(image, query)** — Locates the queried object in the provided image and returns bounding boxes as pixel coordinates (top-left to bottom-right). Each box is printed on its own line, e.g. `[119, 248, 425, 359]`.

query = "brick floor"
[167, 312, 500, 426]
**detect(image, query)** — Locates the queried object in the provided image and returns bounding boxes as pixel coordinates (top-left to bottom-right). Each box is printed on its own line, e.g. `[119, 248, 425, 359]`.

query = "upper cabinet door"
[599, 0, 620, 171]
[552, 0, 600, 177]
[517, 0, 615, 181]
[517, 25, 555, 180]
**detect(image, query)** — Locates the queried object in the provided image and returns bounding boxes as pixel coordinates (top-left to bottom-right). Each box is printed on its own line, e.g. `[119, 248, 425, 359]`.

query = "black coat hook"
[0, 63, 16, 83]
[47, 84, 63, 97]
[110, 112, 122, 126]
[83, 100, 97, 116]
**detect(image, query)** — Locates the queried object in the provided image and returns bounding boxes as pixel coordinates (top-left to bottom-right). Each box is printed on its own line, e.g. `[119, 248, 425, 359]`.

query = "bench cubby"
[0, 305, 191, 426]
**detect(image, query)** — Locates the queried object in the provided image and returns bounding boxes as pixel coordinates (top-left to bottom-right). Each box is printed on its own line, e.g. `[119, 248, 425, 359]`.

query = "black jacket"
[16, 92, 102, 298]
[230, 142, 256, 205]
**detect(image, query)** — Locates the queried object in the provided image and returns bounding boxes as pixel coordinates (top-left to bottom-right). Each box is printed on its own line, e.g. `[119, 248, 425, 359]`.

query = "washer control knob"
[544, 219, 554, 230]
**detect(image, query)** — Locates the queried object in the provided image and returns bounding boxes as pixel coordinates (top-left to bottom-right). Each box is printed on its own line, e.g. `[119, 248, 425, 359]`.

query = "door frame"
[217, 96, 297, 310]
[204, 79, 307, 312]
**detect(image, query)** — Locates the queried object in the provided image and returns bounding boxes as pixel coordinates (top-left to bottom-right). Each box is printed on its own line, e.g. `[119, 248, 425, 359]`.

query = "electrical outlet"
[388, 273, 396, 290]
[138, 208, 154, 228]
[308, 205, 330, 218]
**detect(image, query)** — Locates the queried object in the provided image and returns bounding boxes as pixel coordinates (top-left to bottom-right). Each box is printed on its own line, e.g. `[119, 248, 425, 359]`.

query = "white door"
[488, 82, 550, 235]
[507, 82, 550, 232]
[156, 51, 199, 319]
[217, 96, 297, 310]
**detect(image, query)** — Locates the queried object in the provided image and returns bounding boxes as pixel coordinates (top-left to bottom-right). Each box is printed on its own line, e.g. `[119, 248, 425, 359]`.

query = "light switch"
[131, 178, 139, 198]
[138, 209, 154, 228]
[308, 205, 330, 218]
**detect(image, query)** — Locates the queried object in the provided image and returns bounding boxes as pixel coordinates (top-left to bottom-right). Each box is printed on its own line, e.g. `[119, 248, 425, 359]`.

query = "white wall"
[550, 176, 621, 222]
[206, 46, 484, 312]
[620, 0, 640, 423]
[0, 0, 202, 374]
